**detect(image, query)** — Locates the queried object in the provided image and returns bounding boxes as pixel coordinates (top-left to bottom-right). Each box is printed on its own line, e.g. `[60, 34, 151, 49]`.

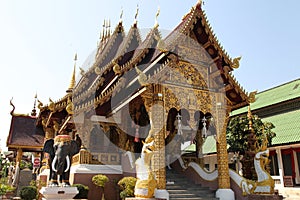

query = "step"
[170, 193, 198, 198]
[166, 169, 219, 200]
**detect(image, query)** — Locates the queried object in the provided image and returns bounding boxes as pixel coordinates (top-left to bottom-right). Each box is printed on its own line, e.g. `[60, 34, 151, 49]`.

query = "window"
[270, 153, 279, 176]
[283, 153, 293, 176]
[296, 151, 300, 174]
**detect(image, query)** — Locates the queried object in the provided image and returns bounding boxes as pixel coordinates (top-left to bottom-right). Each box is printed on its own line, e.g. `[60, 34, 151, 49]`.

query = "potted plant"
[118, 177, 137, 200]
[92, 174, 109, 200]
[72, 184, 89, 199]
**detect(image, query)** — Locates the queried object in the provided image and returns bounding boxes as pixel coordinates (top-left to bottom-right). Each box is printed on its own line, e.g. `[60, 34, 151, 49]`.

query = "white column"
[276, 148, 284, 187]
[293, 150, 300, 184]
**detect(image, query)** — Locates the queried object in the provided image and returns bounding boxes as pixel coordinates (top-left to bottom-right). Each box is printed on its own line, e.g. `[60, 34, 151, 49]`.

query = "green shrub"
[92, 174, 109, 188]
[20, 186, 37, 200]
[72, 184, 89, 199]
[0, 183, 15, 196]
[118, 177, 137, 199]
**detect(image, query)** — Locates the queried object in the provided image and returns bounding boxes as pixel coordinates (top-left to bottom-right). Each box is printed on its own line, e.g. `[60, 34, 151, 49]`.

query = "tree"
[226, 112, 276, 180]
[118, 177, 137, 200]
[92, 174, 109, 200]
[226, 114, 275, 155]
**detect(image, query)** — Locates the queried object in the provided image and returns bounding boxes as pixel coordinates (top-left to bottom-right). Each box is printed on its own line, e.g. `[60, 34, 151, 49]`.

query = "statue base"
[216, 189, 235, 200]
[40, 187, 78, 200]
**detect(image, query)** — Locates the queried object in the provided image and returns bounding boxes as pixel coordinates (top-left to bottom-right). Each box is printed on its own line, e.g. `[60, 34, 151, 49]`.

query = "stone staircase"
[166, 169, 219, 200]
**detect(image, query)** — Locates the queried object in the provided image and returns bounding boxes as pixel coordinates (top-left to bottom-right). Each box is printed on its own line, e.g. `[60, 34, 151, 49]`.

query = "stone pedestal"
[39, 187, 78, 200]
[216, 189, 235, 200]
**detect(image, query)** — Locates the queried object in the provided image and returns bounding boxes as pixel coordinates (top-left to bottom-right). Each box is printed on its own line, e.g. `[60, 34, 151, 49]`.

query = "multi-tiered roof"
[36, 1, 250, 135]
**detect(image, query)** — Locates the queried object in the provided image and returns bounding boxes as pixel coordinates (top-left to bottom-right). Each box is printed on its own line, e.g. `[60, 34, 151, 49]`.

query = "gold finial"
[134, 4, 139, 25]
[10, 97, 15, 116]
[113, 60, 121, 75]
[79, 67, 85, 76]
[99, 30, 102, 41]
[74, 53, 77, 61]
[95, 66, 101, 75]
[154, 6, 160, 28]
[232, 56, 242, 69]
[67, 54, 77, 93]
[108, 19, 111, 37]
[249, 90, 257, 103]
[120, 7, 123, 23]
[37, 99, 43, 110]
[135, 66, 147, 86]
[49, 98, 55, 112]
[66, 97, 74, 115]
[102, 19, 105, 40]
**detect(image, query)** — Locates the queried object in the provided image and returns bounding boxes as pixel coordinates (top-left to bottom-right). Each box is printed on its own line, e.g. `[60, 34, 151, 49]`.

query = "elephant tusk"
[65, 155, 70, 172]
[52, 155, 58, 172]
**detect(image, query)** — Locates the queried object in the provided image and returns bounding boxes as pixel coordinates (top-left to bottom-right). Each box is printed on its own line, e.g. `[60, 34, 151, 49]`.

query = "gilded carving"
[232, 56, 242, 69]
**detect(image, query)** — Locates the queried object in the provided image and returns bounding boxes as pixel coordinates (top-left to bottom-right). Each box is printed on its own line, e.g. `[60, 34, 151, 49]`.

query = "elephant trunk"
[51, 155, 70, 174]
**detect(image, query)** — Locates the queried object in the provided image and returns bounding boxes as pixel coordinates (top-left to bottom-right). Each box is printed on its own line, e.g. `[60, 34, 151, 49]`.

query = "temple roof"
[40, 1, 249, 119]
[73, 23, 161, 115]
[162, 2, 248, 109]
[264, 109, 300, 146]
[231, 78, 300, 116]
[231, 79, 300, 147]
[7, 115, 44, 151]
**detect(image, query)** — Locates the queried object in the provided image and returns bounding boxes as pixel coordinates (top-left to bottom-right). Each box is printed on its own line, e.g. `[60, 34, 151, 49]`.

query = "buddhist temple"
[7, 1, 283, 200]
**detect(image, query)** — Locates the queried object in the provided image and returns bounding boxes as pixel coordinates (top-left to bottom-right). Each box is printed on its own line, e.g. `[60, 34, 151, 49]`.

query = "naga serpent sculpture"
[134, 136, 157, 198]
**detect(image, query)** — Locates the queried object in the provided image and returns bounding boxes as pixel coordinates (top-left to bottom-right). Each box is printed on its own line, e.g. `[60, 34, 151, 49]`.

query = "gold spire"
[119, 7, 123, 23]
[108, 19, 111, 37]
[100, 19, 106, 41]
[67, 53, 77, 93]
[134, 4, 139, 25]
[154, 6, 160, 28]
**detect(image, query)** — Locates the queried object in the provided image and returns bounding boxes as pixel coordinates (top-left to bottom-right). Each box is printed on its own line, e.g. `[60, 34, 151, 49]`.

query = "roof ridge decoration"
[74, 20, 125, 96]
[121, 27, 160, 74]
[154, 6, 160, 28]
[9, 98, 29, 117]
[178, 2, 241, 70]
[119, 7, 123, 23]
[66, 53, 77, 93]
[116, 23, 142, 61]
[94, 20, 125, 74]
[31, 93, 37, 116]
[134, 4, 139, 26]
[75, 22, 162, 111]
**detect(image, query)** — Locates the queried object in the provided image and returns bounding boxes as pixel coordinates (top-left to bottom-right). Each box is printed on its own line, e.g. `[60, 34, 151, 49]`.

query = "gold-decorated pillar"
[16, 148, 23, 164]
[215, 100, 231, 189]
[151, 84, 166, 189]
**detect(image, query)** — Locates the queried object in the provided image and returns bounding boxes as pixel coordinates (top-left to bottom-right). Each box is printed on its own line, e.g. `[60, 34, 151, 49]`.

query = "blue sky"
[1, 0, 300, 150]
